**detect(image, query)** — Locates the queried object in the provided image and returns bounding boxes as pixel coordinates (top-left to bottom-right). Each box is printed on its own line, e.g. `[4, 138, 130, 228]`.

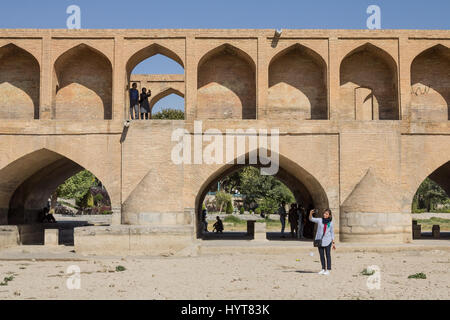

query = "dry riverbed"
[0, 249, 448, 300]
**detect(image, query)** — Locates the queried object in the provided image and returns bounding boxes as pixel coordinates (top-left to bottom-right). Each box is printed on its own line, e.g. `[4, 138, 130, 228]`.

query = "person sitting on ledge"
[42, 207, 57, 223]
[213, 216, 224, 233]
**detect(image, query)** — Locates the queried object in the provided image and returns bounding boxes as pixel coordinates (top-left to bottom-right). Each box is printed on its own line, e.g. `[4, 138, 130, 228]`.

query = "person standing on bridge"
[129, 83, 139, 120]
[139, 88, 152, 120]
[309, 208, 336, 275]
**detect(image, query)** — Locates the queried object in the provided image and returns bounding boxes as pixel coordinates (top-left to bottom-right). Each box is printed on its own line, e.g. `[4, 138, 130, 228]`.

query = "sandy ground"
[0, 247, 448, 300]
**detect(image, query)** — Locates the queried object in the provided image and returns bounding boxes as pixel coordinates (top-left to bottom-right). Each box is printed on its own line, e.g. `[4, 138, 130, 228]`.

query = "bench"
[432, 225, 440, 239]
[45, 229, 59, 246]
[247, 220, 267, 241]
[412, 221, 421, 239]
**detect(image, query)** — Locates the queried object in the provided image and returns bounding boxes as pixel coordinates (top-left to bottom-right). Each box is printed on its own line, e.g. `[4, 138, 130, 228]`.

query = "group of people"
[129, 83, 152, 120]
[200, 209, 224, 233]
[278, 202, 307, 239]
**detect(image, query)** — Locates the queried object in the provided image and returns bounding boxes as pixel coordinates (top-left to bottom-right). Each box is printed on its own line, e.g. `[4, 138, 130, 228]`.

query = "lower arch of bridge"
[194, 153, 329, 239]
[412, 161, 450, 210]
[0, 149, 111, 226]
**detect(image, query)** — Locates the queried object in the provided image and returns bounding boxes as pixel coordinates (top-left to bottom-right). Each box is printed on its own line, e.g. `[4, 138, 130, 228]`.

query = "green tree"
[413, 178, 448, 212]
[215, 191, 233, 213]
[56, 170, 98, 206]
[152, 108, 184, 120]
[238, 167, 294, 210]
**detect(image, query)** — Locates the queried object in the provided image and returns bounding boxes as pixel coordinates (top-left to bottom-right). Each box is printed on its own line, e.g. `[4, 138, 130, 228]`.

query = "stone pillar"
[40, 34, 53, 119]
[185, 35, 196, 121]
[398, 36, 411, 121]
[112, 206, 121, 226]
[328, 37, 340, 120]
[256, 35, 268, 119]
[113, 36, 125, 120]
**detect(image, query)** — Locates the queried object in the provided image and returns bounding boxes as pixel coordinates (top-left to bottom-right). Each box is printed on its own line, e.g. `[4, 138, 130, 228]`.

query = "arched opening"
[150, 89, 185, 119]
[268, 44, 328, 119]
[411, 161, 450, 240]
[0, 149, 112, 245]
[0, 44, 40, 119]
[340, 43, 399, 120]
[53, 44, 113, 120]
[411, 45, 450, 121]
[197, 44, 256, 120]
[126, 44, 185, 120]
[195, 152, 329, 240]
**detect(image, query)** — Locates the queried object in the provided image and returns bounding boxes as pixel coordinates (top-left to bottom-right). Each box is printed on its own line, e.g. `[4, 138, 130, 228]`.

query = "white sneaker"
[318, 270, 326, 275]
[324, 270, 330, 276]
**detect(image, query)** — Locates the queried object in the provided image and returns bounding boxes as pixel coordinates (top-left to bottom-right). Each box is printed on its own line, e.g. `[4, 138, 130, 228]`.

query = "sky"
[0, 0, 448, 112]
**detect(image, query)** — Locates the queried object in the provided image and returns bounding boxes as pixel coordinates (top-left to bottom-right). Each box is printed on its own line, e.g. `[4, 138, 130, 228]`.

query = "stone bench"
[45, 229, 59, 246]
[247, 221, 267, 241]
[412, 222, 421, 239]
[432, 225, 440, 239]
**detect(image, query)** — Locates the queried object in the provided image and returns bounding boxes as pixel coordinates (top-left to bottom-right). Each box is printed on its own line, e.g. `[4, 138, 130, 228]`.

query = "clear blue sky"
[1, 0, 448, 112]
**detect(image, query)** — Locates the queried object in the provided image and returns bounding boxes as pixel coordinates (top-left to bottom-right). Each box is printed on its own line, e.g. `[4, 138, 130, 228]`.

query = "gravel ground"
[0, 249, 448, 300]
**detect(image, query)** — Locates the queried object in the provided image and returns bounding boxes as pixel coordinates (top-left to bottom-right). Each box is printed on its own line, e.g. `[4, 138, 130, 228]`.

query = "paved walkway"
[0, 237, 449, 261]
[411, 212, 450, 219]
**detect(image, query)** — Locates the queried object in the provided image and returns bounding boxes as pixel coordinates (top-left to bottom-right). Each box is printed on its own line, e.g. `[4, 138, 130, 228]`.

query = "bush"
[361, 268, 375, 276]
[94, 193, 104, 205]
[226, 201, 234, 214]
[115, 266, 126, 272]
[255, 208, 262, 216]
[240, 207, 245, 215]
[408, 273, 426, 279]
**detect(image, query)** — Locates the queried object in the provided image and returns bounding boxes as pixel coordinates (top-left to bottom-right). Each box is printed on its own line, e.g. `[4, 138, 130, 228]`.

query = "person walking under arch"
[288, 203, 299, 238]
[297, 204, 306, 240]
[309, 208, 336, 275]
[139, 88, 152, 120]
[278, 201, 287, 238]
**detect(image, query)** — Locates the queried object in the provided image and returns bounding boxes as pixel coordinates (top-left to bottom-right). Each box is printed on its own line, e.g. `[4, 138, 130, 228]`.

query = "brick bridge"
[0, 29, 448, 254]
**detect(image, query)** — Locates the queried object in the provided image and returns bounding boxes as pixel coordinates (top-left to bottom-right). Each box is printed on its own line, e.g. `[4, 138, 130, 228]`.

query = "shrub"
[115, 266, 126, 272]
[240, 207, 245, 215]
[408, 273, 426, 279]
[226, 201, 234, 214]
[255, 208, 262, 216]
[361, 268, 375, 276]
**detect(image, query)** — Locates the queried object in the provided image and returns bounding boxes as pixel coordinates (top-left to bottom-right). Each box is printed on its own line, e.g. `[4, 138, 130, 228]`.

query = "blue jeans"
[130, 103, 139, 119]
[280, 217, 286, 235]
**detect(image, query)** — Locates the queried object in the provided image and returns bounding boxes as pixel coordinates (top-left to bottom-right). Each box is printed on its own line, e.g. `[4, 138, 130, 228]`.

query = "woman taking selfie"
[309, 209, 336, 275]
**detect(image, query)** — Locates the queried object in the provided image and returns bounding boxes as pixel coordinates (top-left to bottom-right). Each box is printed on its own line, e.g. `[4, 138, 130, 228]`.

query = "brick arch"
[268, 43, 328, 120]
[197, 44, 256, 120]
[53, 44, 113, 120]
[410, 44, 450, 121]
[340, 43, 399, 120]
[126, 43, 185, 80]
[149, 87, 184, 114]
[193, 149, 329, 237]
[0, 148, 114, 225]
[0, 43, 40, 120]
